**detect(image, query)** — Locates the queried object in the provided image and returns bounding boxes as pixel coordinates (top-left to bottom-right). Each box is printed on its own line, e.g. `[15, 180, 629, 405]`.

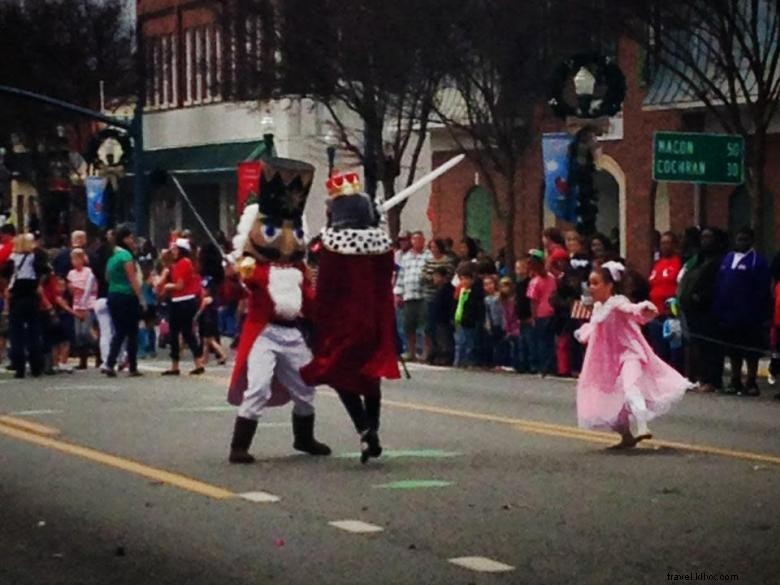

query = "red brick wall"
[428, 38, 690, 274]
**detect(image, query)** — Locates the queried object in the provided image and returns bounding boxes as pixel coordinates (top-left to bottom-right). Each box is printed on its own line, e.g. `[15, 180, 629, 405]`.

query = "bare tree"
[433, 0, 565, 268]
[0, 0, 135, 142]
[622, 0, 780, 247]
[230, 0, 449, 238]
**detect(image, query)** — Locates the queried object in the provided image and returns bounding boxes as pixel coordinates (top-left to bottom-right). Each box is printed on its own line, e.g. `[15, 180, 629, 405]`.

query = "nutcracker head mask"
[233, 158, 314, 264]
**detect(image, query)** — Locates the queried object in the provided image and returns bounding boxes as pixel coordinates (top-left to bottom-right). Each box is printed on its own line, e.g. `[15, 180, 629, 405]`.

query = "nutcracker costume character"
[227, 158, 331, 464]
[300, 172, 400, 463]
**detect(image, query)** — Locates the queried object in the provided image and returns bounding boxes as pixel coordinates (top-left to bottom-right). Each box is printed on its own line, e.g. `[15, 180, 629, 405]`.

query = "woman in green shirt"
[103, 226, 147, 377]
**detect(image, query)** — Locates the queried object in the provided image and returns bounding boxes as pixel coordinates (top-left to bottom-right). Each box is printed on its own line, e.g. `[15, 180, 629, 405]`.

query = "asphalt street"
[1, 360, 778, 585]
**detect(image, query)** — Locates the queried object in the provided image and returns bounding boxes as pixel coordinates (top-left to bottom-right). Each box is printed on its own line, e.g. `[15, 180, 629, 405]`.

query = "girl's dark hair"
[590, 232, 612, 251]
[461, 237, 479, 260]
[199, 242, 224, 284]
[543, 227, 565, 247]
[597, 266, 624, 295]
[432, 238, 447, 255]
[114, 225, 133, 251]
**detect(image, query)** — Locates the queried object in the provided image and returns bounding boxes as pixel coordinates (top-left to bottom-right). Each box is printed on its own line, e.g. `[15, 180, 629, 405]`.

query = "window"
[183, 25, 223, 106]
[145, 34, 178, 110]
[145, 24, 226, 110]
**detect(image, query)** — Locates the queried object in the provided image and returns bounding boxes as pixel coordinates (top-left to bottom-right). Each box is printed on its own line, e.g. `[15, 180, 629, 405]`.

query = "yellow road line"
[0, 415, 60, 437]
[200, 375, 780, 467]
[0, 422, 235, 499]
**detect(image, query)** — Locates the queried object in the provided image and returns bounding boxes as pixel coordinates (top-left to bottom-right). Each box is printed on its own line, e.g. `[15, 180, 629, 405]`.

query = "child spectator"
[43, 273, 76, 373]
[454, 265, 483, 367]
[527, 249, 558, 376]
[514, 258, 534, 373]
[497, 277, 520, 370]
[67, 248, 98, 370]
[428, 266, 455, 365]
[483, 274, 505, 368]
[139, 262, 158, 358]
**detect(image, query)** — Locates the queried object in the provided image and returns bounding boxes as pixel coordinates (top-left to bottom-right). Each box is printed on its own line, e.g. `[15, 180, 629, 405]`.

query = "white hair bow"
[602, 261, 626, 282]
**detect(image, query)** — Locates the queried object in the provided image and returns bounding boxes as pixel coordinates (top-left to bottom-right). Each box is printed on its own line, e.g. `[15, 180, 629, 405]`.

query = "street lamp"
[573, 66, 596, 118]
[323, 128, 338, 177]
[261, 111, 275, 155]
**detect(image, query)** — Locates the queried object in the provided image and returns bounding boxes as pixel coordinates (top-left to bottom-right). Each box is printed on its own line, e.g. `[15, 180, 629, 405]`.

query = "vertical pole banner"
[85, 176, 108, 228]
[237, 161, 262, 213]
[542, 133, 577, 223]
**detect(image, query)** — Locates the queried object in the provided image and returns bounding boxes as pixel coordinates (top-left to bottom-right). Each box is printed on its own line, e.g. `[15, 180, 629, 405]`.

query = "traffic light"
[568, 127, 599, 237]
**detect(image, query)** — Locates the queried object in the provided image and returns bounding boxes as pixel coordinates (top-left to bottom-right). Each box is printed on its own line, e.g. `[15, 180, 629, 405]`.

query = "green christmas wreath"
[548, 53, 626, 120]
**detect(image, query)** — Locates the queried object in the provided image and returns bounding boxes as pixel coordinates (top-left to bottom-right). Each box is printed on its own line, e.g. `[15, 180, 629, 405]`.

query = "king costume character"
[300, 171, 400, 463]
[227, 157, 331, 464]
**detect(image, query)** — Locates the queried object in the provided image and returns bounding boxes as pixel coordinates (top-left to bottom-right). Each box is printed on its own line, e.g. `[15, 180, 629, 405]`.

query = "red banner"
[237, 161, 262, 213]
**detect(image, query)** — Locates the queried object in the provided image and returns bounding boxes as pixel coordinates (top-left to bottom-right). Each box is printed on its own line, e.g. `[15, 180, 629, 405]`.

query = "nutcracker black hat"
[255, 157, 315, 223]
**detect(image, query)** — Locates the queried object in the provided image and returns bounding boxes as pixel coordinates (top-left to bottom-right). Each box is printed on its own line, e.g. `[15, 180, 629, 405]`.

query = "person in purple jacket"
[713, 227, 771, 396]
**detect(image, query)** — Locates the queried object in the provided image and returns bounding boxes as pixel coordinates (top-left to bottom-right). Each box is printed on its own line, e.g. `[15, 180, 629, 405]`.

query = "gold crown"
[326, 171, 361, 197]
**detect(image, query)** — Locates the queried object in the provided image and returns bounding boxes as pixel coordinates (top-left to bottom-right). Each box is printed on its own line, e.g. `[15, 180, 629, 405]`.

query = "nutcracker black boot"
[292, 413, 332, 456]
[229, 416, 258, 464]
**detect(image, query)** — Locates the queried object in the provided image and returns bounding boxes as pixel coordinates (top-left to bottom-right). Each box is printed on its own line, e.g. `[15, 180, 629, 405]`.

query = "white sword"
[380, 154, 466, 213]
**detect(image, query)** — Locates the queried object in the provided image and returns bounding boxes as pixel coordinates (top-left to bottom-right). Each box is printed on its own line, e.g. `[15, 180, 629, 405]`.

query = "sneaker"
[128, 370, 144, 378]
[103, 368, 117, 378]
[59, 364, 74, 374]
[768, 374, 776, 386]
[161, 370, 180, 376]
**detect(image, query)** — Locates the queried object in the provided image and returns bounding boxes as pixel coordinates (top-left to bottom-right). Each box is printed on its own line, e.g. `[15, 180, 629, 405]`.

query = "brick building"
[137, 0, 433, 247]
[427, 37, 778, 274]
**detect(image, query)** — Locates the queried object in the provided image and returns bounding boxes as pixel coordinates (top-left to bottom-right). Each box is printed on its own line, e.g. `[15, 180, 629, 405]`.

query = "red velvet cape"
[300, 249, 400, 395]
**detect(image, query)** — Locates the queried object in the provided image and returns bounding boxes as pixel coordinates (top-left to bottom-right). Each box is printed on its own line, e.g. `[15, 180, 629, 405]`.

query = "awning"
[142, 140, 269, 175]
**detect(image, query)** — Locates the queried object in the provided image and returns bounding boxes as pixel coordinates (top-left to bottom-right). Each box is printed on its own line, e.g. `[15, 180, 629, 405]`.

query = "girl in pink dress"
[575, 262, 690, 448]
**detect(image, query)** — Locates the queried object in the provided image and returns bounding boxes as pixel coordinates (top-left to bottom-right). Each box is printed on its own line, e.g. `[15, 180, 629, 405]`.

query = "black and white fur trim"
[321, 227, 393, 255]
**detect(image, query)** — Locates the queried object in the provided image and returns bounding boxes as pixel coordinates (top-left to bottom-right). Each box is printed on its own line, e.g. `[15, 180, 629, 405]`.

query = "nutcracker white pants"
[238, 324, 316, 421]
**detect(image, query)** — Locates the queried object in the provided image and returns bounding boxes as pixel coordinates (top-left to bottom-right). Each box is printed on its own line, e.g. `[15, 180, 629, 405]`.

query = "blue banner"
[86, 176, 108, 228]
[542, 133, 577, 222]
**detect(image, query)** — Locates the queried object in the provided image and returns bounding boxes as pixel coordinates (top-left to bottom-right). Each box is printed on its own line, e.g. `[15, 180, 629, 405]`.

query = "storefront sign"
[653, 132, 744, 184]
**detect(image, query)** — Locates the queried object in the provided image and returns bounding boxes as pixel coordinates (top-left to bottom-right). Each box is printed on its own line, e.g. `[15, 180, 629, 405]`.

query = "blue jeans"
[533, 317, 555, 375]
[648, 317, 683, 372]
[454, 326, 476, 367]
[494, 335, 518, 368]
[515, 324, 534, 372]
[395, 306, 407, 354]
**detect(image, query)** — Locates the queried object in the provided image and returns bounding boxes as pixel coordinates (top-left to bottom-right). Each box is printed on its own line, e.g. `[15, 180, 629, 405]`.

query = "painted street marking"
[9, 410, 62, 417]
[337, 449, 462, 460]
[239, 491, 281, 503]
[449, 556, 515, 573]
[44, 384, 120, 392]
[374, 480, 454, 490]
[199, 375, 780, 469]
[0, 422, 234, 500]
[328, 520, 384, 534]
[0, 415, 60, 437]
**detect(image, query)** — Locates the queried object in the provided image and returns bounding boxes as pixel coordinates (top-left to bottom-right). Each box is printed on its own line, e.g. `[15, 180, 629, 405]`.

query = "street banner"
[85, 176, 108, 228]
[542, 133, 577, 222]
[237, 161, 262, 213]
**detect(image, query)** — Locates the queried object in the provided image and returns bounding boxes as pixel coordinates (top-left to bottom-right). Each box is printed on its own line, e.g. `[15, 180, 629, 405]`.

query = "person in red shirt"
[0, 224, 16, 268]
[162, 238, 205, 376]
[647, 231, 682, 370]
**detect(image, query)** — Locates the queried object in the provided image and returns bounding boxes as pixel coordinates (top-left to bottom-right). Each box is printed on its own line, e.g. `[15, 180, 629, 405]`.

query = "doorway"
[465, 186, 493, 254]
